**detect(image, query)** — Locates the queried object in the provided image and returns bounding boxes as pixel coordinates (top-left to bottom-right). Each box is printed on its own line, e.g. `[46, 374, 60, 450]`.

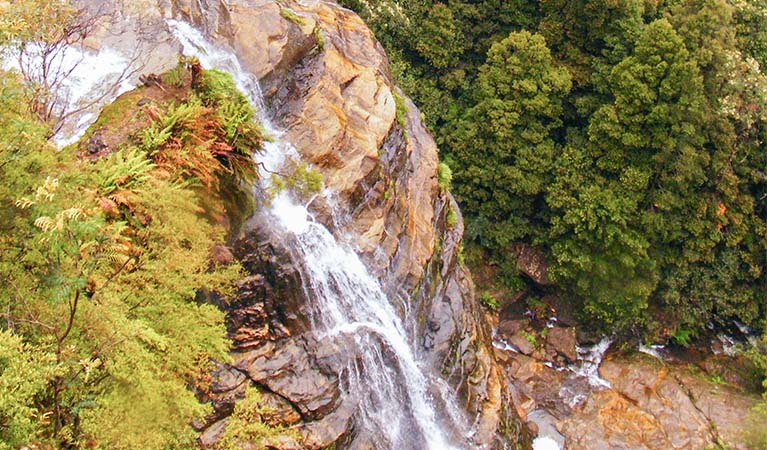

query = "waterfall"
[167, 20, 468, 450]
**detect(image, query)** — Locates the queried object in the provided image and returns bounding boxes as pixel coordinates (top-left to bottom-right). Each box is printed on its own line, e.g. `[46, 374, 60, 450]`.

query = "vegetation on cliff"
[0, 39, 272, 448]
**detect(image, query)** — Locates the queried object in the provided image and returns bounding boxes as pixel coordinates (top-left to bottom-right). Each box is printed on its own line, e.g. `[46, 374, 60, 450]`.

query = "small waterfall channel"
[168, 20, 470, 450]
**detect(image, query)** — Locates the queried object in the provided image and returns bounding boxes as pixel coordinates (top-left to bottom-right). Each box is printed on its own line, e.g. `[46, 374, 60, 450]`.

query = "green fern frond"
[96, 148, 155, 195]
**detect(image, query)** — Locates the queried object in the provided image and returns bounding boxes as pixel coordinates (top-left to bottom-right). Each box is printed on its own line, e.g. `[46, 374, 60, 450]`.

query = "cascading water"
[3, 44, 135, 148]
[168, 20, 469, 450]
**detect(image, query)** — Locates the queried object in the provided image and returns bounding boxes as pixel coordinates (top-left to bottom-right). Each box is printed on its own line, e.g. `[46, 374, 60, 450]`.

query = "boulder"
[508, 331, 536, 356]
[509, 243, 549, 285]
[545, 326, 577, 362]
[199, 418, 229, 448]
[497, 319, 528, 339]
[235, 339, 340, 420]
[554, 354, 756, 449]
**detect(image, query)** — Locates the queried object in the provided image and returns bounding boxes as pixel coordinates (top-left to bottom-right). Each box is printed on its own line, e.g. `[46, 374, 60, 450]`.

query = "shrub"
[314, 25, 326, 51]
[215, 387, 296, 450]
[393, 92, 409, 132]
[480, 292, 500, 311]
[438, 162, 452, 191]
[446, 207, 458, 228]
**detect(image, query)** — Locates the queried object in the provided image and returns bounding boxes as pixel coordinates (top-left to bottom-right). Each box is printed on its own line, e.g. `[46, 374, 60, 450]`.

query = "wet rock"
[202, 363, 248, 424]
[545, 326, 577, 362]
[503, 353, 568, 410]
[233, 225, 310, 339]
[497, 319, 528, 338]
[413, 197, 529, 447]
[508, 331, 535, 356]
[258, 392, 302, 427]
[527, 410, 565, 449]
[299, 402, 354, 449]
[199, 418, 228, 448]
[235, 338, 340, 420]
[700, 354, 762, 391]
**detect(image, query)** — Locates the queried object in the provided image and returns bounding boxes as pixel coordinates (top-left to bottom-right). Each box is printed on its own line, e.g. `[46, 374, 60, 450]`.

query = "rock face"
[87, 0, 526, 448]
[497, 345, 757, 450]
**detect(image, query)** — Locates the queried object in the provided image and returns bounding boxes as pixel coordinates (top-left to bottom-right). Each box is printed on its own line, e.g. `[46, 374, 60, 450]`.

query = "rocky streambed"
[491, 314, 760, 450]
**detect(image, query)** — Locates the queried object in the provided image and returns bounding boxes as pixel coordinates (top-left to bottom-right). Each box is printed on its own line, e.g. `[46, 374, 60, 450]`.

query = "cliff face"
[80, 0, 527, 448]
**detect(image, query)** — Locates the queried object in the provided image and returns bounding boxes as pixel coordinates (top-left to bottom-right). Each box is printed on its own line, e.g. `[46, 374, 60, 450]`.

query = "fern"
[95, 148, 155, 195]
[218, 99, 253, 143]
[141, 125, 172, 153]
[162, 64, 186, 88]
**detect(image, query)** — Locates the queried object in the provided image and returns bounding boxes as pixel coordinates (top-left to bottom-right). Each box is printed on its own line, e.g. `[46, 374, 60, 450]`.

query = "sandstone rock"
[545, 326, 577, 362]
[675, 371, 758, 450]
[210, 243, 234, 266]
[599, 357, 713, 449]
[502, 352, 569, 417]
[263, 435, 304, 450]
[497, 319, 528, 339]
[550, 354, 758, 450]
[558, 389, 672, 449]
[235, 338, 340, 420]
[258, 392, 302, 427]
[299, 402, 354, 449]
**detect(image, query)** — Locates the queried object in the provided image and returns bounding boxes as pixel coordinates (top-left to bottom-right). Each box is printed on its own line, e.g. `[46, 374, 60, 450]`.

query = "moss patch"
[280, 8, 305, 26]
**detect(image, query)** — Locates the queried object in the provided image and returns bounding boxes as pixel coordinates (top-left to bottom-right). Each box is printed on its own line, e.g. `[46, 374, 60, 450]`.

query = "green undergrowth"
[215, 387, 299, 450]
[0, 62, 285, 448]
[393, 91, 409, 135]
[437, 162, 452, 192]
[269, 158, 324, 201]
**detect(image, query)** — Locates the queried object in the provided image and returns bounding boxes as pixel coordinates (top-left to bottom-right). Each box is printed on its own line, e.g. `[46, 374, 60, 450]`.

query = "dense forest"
[341, 0, 767, 338]
[340, 0, 767, 437]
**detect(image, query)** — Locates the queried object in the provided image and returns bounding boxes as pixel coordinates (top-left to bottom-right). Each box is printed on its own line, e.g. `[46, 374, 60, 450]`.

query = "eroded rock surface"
[176, 1, 522, 448]
[496, 344, 757, 450]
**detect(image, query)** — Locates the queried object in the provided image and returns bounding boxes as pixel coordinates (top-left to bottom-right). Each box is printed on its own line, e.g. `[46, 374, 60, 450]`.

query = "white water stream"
[168, 20, 468, 450]
[3, 44, 135, 147]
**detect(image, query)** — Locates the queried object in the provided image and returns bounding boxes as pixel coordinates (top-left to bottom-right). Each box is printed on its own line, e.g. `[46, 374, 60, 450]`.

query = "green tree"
[450, 30, 571, 249]
[414, 3, 464, 69]
[542, 19, 713, 330]
[732, 0, 767, 69]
